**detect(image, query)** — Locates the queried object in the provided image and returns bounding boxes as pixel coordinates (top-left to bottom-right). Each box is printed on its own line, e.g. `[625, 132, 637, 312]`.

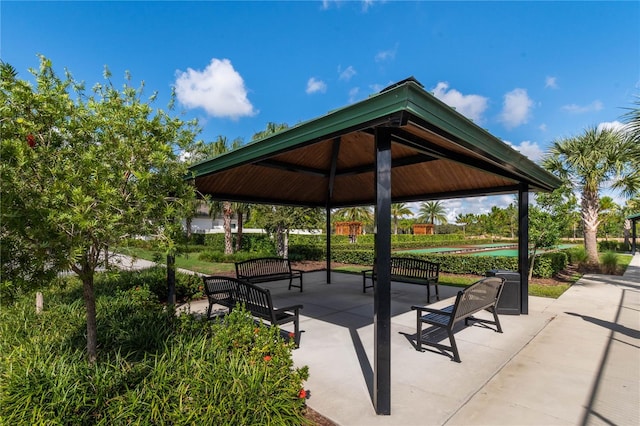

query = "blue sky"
[3, 1, 639, 220]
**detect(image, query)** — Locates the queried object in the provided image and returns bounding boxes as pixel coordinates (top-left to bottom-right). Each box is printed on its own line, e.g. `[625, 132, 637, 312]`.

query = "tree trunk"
[82, 272, 98, 364]
[235, 212, 244, 252]
[283, 230, 289, 259]
[582, 189, 600, 265]
[623, 218, 631, 250]
[186, 217, 192, 239]
[275, 224, 285, 257]
[223, 201, 233, 255]
[528, 250, 537, 281]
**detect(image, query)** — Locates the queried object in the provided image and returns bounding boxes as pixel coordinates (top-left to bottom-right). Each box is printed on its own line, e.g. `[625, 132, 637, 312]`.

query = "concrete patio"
[183, 254, 639, 425]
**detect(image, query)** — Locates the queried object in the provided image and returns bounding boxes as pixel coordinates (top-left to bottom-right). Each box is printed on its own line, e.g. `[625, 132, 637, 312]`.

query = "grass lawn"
[118, 247, 629, 300]
[116, 247, 235, 275]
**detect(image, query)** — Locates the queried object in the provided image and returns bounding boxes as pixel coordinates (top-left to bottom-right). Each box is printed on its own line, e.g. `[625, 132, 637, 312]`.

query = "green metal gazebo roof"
[189, 78, 561, 207]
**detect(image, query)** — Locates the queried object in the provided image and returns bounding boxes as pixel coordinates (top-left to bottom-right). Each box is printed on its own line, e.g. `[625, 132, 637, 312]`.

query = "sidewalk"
[448, 254, 640, 425]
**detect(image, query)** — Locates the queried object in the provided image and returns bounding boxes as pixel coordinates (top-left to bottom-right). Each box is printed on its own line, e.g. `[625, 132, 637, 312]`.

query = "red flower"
[289, 332, 295, 338]
[298, 389, 307, 399]
[26, 134, 36, 148]
[263, 355, 272, 361]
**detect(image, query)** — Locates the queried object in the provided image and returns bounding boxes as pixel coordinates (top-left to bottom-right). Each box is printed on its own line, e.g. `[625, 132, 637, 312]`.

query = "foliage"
[0, 275, 309, 425]
[600, 251, 619, 275]
[1, 57, 197, 361]
[418, 201, 448, 225]
[329, 250, 567, 278]
[205, 232, 276, 254]
[543, 125, 639, 264]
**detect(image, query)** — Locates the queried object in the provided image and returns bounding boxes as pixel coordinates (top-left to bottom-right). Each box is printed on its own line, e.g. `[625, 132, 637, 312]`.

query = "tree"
[455, 213, 478, 238]
[233, 202, 252, 252]
[597, 196, 620, 241]
[528, 190, 573, 279]
[543, 126, 639, 264]
[391, 203, 413, 234]
[0, 57, 197, 363]
[418, 201, 448, 226]
[253, 205, 324, 257]
[193, 135, 243, 255]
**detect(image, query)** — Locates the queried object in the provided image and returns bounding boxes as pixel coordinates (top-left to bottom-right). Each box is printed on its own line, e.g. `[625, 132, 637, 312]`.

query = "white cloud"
[504, 140, 544, 162]
[539, 123, 547, 132]
[174, 58, 256, 120]
[375, 46, 397, 62]
[338, 65, 357, 81]
[431, 82, 488, 123]
[362, 0, 375, 12]
[306, 77, 327, 94]
[370, 83, 384, 93]
[499, 88, 533, 129]
[545, 76, 558, 89]
[348, 87, 360, 103]
[597, 120, 626, 132]
[561, 100, 603, 114]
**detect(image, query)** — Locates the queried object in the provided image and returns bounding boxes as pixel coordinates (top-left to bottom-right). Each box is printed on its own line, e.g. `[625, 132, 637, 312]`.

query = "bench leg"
[447, 329, 461, 363]
[416, 315, 423, 351]
[490, 307, 503, 333]
[434, 282, 440, 301]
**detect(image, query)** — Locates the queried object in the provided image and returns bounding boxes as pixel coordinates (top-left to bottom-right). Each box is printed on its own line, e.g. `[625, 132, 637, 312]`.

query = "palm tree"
[418, 201, 448, 225]
[206, 136, 243, 255]
[391, 203, 413, 234]
[543, 126, 639, 264]
[233, 202, 252, 252]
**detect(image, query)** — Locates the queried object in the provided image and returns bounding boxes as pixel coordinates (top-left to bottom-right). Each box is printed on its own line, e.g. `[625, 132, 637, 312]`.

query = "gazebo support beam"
[373, 127, 392, 415]
[326, 138, 341, 284]
[518, 183, 529, 314]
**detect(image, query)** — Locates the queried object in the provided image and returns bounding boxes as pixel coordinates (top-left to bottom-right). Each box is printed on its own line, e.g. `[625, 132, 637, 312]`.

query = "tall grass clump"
[600, 251, 619, 275]
[0, 273, 309, 425]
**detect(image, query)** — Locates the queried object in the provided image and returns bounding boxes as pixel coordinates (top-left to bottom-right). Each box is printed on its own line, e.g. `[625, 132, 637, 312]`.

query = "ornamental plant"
[0, 57, 198, 363]
[0, 273, 310, 424]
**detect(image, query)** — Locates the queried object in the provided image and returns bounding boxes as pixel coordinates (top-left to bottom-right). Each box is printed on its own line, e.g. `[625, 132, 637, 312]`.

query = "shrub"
[598, 241, 627, 252]
[600, 251, 619, 275]
[566, 246, 588, 265]
[0, 280, 309, 425]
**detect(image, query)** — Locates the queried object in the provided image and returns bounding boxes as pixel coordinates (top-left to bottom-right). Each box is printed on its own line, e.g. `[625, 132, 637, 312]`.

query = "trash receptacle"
[486, 269, 521, 315]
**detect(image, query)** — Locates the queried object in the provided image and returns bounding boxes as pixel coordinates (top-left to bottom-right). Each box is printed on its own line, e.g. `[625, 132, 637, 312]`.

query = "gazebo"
[188, 77, 562, 415]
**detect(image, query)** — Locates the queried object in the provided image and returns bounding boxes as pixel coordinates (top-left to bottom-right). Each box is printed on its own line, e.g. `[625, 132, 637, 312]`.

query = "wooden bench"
[362, 257, 440, 302]
[410, 276, 504, 362]
[201, 275, 303, 346]
[235, 257, 304, 292]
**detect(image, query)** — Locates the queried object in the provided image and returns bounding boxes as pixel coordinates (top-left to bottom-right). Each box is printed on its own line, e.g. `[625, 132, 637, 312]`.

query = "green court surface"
[398, 243, 579, 257]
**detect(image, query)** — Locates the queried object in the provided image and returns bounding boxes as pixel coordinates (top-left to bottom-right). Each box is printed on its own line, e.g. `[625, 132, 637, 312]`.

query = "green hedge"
[598, 241, 629, 252]
[329, 250, 568, 278]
